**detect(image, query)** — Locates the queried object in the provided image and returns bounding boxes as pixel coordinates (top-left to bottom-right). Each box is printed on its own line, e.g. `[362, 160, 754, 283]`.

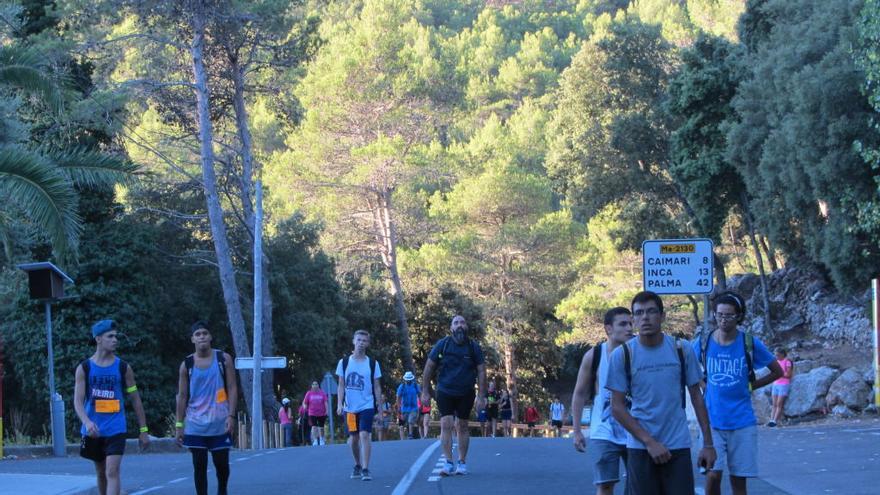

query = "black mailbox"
[17, 262, 73, 300]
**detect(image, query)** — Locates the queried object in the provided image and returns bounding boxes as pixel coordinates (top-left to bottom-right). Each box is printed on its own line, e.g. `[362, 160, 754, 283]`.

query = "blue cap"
[91, 319, 117, 338]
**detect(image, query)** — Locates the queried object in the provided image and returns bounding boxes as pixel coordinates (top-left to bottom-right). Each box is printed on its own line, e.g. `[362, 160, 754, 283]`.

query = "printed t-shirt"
[184, 353, 229, 436]
[335, 355, 382, 413]
[550, 402, 565, 421]
[81, 357, 127, 437]
[304, 390, 328, 417]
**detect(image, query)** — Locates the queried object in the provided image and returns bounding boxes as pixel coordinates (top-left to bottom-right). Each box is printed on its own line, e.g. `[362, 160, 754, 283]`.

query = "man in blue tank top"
[176, 321, 237, 495]
[74, 319, 150, 495]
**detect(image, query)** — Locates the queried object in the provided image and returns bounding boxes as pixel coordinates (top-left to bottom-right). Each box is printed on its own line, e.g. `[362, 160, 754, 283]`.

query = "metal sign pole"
[251, 180, 264, 450]
[872, 279, 880, 407]
[321, 372, 337, 444]
[45, 301, 64, 456]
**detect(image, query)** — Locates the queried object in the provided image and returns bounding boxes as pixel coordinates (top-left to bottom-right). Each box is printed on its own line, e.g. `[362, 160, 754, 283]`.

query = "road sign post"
[872, 279, 880, 407]
[321, 372, 337, 444]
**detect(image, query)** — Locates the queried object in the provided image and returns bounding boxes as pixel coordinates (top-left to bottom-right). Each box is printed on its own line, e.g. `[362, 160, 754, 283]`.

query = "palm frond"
[0, 210, 12, 265]
[51, 147, 140, 188]
[0, 146, 80, 258]
[0, 46, 64, 113]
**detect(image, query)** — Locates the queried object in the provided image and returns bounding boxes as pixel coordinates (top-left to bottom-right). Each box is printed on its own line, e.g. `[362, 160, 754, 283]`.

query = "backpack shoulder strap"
[342, 355, 350, 376]
[185, 354, 195, 376]
[369, 356, 377, 384]
[743, 332, 755, 390]
[675, 337, 686, 409]
[588, 342, 603, 400]
[700, 329, 716, 380]
[623, 342, 632, 393]
[469, 338, 478, 367]
[215, 350, 228, 392]
[119, 359, 128, 389]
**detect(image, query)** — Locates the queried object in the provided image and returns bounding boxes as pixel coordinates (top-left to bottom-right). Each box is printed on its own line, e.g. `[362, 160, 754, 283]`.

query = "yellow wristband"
[139, 426, 148, 433]
[126, 385, 138, 394]
[175, 421, 184, 428]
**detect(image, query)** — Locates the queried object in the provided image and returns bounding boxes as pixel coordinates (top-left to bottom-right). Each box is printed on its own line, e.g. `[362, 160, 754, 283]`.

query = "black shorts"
[309, 415, 327, 428]
[552, 420, 563, 428]
[627, 448, 694, 495]
[527, 422, 536, 428]
[436, 389, 476, 419]
[487, 405, 499, 420]
[80, 434, 126, 462]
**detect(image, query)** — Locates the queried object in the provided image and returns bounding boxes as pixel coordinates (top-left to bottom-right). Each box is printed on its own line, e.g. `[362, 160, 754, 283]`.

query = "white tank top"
[589, 344, 627, 444]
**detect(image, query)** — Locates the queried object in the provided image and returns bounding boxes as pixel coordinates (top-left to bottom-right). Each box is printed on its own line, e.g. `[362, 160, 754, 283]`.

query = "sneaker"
[767, 421, 777, 427]
[361, 468, 372, 481]
[456, 461, 468, 475]
[351, 465, 362, 479]
[312, 439, 319, 446]
[440, 461, 456, 476]
[318, 437, 325, 445]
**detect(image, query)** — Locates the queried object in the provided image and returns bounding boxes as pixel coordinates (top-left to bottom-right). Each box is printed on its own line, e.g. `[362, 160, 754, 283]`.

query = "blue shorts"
[346, 408, 375, 434]
[501, 409, 513, 421]
[183, 433, 232, 451]
[477, 409, 488, 422]
[772, 383, 790, 397]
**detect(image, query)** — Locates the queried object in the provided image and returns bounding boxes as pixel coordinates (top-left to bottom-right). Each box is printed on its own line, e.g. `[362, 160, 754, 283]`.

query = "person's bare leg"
[778, 395, 787, 423]
[104, 455, 122, 495]
[94, 461, 107, 495]
[730, 475, 747, 495]
[360, 431, 372, 468]
[457, 417, 470, 462]
[770, 395, 779, 423]
[440, 415, 455, 461]
[597, 482, 616, 495]
[349, 434, 361, 466]
[705, 470, 723, 495]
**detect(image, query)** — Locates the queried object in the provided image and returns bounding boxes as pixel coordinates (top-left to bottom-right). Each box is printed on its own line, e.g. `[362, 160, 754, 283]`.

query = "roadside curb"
[1, 437, 185, 460]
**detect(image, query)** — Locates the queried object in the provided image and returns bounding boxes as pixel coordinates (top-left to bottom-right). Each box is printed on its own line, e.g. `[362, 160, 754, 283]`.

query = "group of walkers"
[571, 290, 791, 495]
[74, 289, 793, 494]
[278, 380, 329, 447]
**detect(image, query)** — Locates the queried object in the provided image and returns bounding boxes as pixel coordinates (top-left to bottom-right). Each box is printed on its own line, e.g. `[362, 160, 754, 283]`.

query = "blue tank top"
[184, 352, 229, 436]
[82, 357, 127, 437]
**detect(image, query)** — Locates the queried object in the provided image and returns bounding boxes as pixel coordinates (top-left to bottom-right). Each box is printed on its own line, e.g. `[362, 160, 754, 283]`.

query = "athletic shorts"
[183, 433, 233, 451]
[772, 383, 790, 397]
[477, 409, 488, 422]
[309, 415, 327, 428]
[527, 422, 535, 428]
[501, 409, 513, 421]
[710, 426, 759, 477]
[80, 434, 126, 462]
[551, 420, 563, 428]
[403, 410, 419, 425]
[346, 409, 375, 435]
[591, 440, 627, 485]
[436, 389, 476, 419]
[626, 448, 693, 495]
[486, 405, 498, 420]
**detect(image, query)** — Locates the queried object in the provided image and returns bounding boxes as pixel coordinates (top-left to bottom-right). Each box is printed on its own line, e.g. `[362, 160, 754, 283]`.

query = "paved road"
[1, 419, 878, 494]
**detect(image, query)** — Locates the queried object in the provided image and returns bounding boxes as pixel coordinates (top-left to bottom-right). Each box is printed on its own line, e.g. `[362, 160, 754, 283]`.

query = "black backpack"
[622, 337, 687, 409]
[436, 336, 478, 371]
[184, 350, 228, 403]
[79, 358, 129, 394]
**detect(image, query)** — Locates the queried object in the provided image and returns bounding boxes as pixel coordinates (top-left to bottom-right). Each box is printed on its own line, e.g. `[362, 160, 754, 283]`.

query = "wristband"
[139, 426, 148, 433]
[175, 421, 184, 428]
[125, 385, 138, 394]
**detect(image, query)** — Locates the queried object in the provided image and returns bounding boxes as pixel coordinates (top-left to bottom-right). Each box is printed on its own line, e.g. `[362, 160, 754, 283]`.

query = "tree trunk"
[740, 192, 772, 333]
[229, 50, 277, 417]
[190, 8, 253, 409]
[713, 251, 727, 291]
[371, 190, 415, 372]
[686, 295, 701, 328]
[727, 223, 747, 272]
[760, 235, 779, 271]
[501, 331, 518, 421]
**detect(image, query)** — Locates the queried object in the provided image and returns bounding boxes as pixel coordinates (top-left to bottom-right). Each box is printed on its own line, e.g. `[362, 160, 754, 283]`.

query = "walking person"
[769, 348, 793, 427]
[374, 393, 391, 441]
[175, 321, 237, 495]
[694, 292, 783, 495]
[279, 398, 293, 447]
[421, 315, 487, 476]
[302, 380, 329, 446]
[570, 307, 633, 495]
[74, 319, 150, 495]
[523, 404, 540, 437]
[550, 397, 565, 438]
[477, 405, 489, 437]
[418, 395, 432, 439]
[396, 371, 421, 439]
[486, 382, 500, 437]
[606, 291, 716, 495]
[297, 400, 310, 446]
[336, 329, 382, 481]
[499, 389, 513, 437]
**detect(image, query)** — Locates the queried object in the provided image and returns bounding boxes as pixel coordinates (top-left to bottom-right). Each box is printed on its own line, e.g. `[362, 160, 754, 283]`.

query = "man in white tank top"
[571, 307, 633, 495]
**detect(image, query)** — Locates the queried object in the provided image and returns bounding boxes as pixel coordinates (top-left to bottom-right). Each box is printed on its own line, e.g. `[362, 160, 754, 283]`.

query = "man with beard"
[421, 315, 487, 476]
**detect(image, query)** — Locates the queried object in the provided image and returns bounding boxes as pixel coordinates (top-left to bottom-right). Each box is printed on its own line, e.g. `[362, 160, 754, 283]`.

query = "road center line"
[391, 440, 441, 495]
[129, 487, 165, 495]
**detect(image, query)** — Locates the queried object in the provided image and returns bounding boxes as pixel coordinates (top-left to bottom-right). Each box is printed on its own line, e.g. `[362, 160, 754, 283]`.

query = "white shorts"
[710, 425, 758, 477]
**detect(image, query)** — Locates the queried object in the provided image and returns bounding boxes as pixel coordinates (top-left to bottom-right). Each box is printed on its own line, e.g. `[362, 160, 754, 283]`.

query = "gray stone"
[784, 366, 840, 417]
[826, 368, 872, 410]
[831, 404, 853, 417]
[794, 360, 814, 374]
[752, 389, 773, 424]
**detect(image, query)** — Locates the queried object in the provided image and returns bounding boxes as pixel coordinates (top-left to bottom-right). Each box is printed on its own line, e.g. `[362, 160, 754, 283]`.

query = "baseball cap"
[91, 319, 117, 338]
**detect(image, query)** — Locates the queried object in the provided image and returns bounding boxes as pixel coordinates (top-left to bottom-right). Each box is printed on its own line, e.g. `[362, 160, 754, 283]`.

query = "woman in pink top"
[302, 381, 329, 446]
[279, 398, 293, 447]
[769, 348, 794, 427]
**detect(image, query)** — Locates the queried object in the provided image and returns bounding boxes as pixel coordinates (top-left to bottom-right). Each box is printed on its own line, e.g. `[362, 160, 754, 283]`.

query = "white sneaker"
[319, 437, 325, 445]
[456, 461, 468, 475]
[312, 439, 318, 446]
[440, 461, 456, 476]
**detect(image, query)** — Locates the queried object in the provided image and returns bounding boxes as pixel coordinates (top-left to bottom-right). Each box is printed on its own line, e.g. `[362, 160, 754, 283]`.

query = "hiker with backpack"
[570, 307, 633, 495]
[396, 371, 421, 439]
[693, 291, 783, 495]
[74, 319, 150, 495]
[336, 329, 382, 481]
[175, 321, 237, 495]
[420, 314, 487, 476]
[606, 291, 716, 495]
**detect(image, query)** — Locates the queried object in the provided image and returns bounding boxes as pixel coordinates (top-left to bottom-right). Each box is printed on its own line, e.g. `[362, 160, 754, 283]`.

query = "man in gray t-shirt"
[606, 291, 716, 495]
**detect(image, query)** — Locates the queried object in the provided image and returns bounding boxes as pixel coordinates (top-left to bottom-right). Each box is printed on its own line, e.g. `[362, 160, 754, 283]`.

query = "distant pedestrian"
[524, 404, 540, 437]
[302, 380, 329, 446]
[297, 401, 310, 446]
[336, 329, 382, 481]
[74, 319, 150, 495]
[374, 394, 391, 441]
[607, 291, 716, 495]
[694, 292, 783, 495]
[550, 397, 565, 437]
[477, 405, 489, 437]
[175, 321, 237, 495]
[486, 382, 500, 437]
[279, 398, 293, 447]
[769, 348, 793, 427]
[499, 389, 513, 437]
[418, 395, 432, 439]
[396, 371, 421, 439]
[570, 307, 633, 495]
[421, 315, 487, 476]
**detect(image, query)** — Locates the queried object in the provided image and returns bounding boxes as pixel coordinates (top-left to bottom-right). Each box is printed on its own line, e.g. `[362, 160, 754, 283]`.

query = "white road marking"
[428, 476, 440, 482]
[391, 440, 440, 495]
[168, 477, 188, 484]
[130, 487, 165, 495]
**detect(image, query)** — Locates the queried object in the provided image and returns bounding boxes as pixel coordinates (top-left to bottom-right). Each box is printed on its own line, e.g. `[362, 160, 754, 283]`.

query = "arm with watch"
[687, 383, 717, 471]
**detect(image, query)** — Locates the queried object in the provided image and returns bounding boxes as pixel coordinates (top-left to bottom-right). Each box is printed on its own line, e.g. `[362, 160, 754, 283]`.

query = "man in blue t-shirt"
[694, 292, 783, 495]
[396, 371, 421, 439]
[421, 315, 487, 476]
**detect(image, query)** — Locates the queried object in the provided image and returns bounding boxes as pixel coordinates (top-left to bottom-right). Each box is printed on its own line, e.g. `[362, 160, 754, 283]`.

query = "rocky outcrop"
[783, 366, 839, 417]
[826, 368, 872, 410]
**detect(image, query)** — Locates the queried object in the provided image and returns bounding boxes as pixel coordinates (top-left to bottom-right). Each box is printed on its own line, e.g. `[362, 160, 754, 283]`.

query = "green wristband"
[175, 421, 184, 428]
[139, 426, 148, 433]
